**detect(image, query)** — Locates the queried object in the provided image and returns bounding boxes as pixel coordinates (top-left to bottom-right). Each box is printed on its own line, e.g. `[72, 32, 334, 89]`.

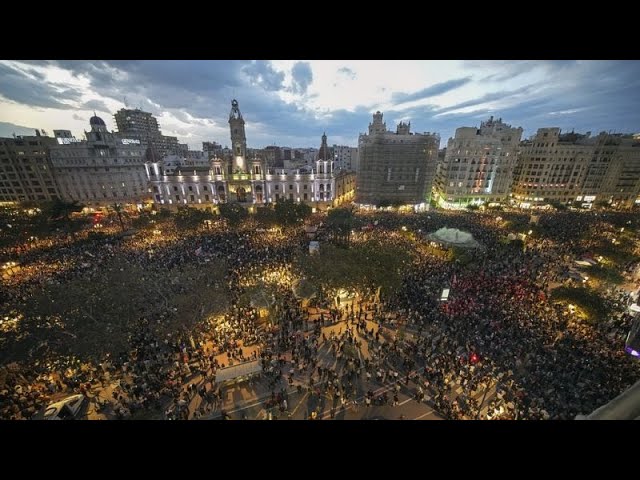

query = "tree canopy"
[174, 206, 215, 230]
[218, 202, 248, 226]
[274, 199, 311, 226]
[326, 207, 354, 246]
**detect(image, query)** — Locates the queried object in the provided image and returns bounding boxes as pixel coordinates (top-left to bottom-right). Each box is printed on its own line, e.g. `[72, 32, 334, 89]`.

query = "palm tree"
[111, 203, 126, 232]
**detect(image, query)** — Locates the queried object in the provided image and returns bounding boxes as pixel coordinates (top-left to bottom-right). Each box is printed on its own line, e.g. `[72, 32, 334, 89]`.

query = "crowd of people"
[1, 206, 639, 420]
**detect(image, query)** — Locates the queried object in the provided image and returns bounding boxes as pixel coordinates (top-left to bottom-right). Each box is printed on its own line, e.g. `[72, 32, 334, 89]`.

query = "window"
[275, 185, 279, 190]
[203, 186, 208, 191]
[176, 195, 180, 201]
[190, 195, 195, 202]
[205, 194, 209, 201]
[174, 186, 178, 191]
[304, 185, 307, 190]
[188, 186, 193, 191]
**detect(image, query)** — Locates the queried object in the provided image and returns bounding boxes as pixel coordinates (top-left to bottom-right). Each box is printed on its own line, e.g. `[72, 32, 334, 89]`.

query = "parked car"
[43, 394, 86, 420]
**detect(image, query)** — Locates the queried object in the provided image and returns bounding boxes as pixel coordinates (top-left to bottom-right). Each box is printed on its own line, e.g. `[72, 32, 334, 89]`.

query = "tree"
[274, 198, 311, 226]
[326, 207, 354, 246]
[550, 286, 611, 323]
[549, 201, 567, 211]
[110, 203, 126, 232]
[46, 198, 84, 222]
[255, 204, 278, 228]
[218, 202, 248, 227]
[174, 206, 215, 230]
[131, 212, 153, 229]
[44, 199, 85, 237]
[157, 208, 173, 219]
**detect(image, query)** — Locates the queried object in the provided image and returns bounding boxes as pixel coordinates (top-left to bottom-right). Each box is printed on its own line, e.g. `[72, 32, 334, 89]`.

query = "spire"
[318, 132, 330, 161]
[229, 99, 242, 121]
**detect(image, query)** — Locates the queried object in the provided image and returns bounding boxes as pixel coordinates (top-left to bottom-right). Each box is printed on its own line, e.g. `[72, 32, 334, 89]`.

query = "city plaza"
[1, 204, 639, 420]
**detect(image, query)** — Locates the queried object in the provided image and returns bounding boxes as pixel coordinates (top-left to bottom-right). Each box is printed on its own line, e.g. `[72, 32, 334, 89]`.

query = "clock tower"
[229, 99, 247, 173]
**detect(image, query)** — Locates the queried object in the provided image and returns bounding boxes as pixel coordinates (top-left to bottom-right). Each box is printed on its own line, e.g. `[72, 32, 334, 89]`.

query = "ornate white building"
[146, 100, 355, 210]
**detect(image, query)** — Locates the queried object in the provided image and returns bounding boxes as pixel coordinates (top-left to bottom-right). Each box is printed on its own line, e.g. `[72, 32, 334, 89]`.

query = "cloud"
[83, 99, 110, 113]
[242, 61, 285, 92]
[434, 84, 538, 116]
[2, 60, 639, 150]
[290, 62, 313, 94]
[392, 77, 472, 105]
[0, 63, 82, 110]
[337, 67, 356, 80]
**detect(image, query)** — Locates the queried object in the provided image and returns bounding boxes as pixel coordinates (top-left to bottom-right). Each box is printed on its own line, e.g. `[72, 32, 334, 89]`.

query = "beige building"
[0, 132, 60, 203]
[49, 115, 149, 206]
[512, 128, 640, 208]
[357, 111, 439, 208]
[434, 116, 522, 208]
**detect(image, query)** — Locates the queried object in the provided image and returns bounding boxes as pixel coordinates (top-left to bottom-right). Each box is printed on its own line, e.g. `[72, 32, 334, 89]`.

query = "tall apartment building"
[202, 141, 223, 161]
[587, 134, 640, 208]
[333, 145, 359, 172]
[0, 131, 60, 202]
[113, 108, 179, 159]
[356, 111, 439, 208]
[512, 128, 640, 208]
[49, 115, 149, 206]
[434, 116, 522, 208]
[512, 128, 593, 207]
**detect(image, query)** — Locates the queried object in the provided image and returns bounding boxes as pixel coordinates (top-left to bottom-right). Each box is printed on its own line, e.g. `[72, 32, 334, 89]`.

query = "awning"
[215, 360, 262, 383]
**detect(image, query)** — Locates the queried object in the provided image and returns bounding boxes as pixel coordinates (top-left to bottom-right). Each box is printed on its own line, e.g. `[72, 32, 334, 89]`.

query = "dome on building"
[90, 115, 106, 127]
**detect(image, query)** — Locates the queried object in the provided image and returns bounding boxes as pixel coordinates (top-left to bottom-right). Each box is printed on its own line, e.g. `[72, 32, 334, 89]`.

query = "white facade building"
[146, 100, 354, 211]
[435, 116, 523, 208]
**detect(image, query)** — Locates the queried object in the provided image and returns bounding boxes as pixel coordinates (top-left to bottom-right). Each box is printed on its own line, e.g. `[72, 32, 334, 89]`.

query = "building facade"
[357, 111, 439, 208]
[0, 132, 60, 203]
[146, 100, 354, 211]
[113, 108, 179, 159]
[434, 116, 522, 208]
[333, 144, 359, 172]
[202, 141, 223, 161]
[511, 128, 640, 208]
[49, 116, 149, 206]
[512, 128, 594, 208]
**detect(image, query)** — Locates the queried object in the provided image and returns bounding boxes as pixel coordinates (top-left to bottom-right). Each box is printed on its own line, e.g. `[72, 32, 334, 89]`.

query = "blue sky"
[0, 60, 638, 149]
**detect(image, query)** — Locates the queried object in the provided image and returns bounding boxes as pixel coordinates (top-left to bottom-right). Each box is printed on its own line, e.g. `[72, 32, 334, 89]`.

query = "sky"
[0, 60, 639, 150]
